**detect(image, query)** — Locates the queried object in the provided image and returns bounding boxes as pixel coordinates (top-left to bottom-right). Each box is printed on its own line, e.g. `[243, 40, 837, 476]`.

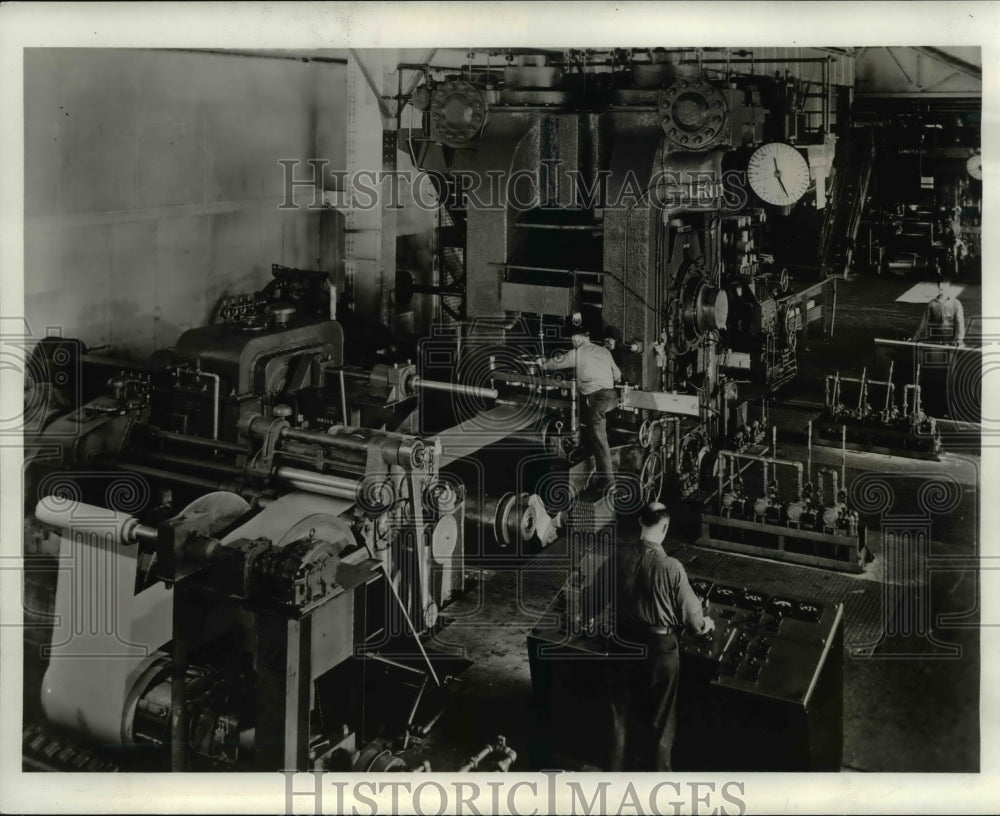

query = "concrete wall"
[24, 48, 346, 360]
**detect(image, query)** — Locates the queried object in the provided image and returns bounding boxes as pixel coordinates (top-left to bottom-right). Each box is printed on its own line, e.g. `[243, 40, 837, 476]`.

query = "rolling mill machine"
[20, 48, 859, 772]
[399, 53, 749, 511]
[21, 268, 529, 771]
[396, 50, 842, 532]
[393, 50, 855, 768]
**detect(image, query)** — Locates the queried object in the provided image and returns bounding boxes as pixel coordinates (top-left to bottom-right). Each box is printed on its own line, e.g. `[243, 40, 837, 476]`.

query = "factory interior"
[19, 46, 982, 774]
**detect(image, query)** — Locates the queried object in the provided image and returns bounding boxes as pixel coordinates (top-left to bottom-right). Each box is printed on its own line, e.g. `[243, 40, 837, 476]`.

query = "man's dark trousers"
[608, 629, 681, 771]
[583, 388, 619, 483]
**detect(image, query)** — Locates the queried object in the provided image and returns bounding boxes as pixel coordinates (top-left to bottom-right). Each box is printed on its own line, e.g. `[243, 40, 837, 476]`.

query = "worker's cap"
[562, 307, 602, 340]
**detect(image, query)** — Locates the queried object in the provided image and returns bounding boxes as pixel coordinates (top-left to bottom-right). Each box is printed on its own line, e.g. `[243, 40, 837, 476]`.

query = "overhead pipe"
[681, 57, 836, 66]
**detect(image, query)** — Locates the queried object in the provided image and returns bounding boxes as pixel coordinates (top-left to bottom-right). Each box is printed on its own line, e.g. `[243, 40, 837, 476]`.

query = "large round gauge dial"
[967, 152, 983, 180]
[747, 142, 811, 206]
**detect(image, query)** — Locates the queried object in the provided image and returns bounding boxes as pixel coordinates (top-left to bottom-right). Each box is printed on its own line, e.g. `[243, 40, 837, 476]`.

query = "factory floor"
[406, 272, 981, 773]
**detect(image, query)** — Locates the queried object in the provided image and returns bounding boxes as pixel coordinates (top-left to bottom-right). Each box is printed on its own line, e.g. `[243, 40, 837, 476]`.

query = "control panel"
[680, 576, 841, 706]
[528, 556, 845, 770]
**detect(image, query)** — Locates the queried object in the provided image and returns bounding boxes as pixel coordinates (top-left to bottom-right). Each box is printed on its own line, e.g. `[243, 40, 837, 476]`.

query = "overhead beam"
[815, 47, 857, 57]
[911, 47, 982, 81]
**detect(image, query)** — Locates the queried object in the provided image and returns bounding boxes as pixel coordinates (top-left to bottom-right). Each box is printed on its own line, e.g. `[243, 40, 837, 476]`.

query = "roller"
[411, 377, 498, 401]
[275, 466, 395, 507]
[465, 491, 537, 549]
[34, 496, 157, 545]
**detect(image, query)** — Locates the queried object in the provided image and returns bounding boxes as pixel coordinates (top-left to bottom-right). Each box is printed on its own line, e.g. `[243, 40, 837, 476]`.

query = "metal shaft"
[136, 451, 246, 478]
[276, 466, 362, 494]
[139, 427, 246, 455]
[411, 377, 498, 401]
[277, 466, 395, 506]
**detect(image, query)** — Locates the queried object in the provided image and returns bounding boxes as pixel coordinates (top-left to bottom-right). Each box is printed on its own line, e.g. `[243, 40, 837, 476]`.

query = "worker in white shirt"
[541, 324, 622, 489]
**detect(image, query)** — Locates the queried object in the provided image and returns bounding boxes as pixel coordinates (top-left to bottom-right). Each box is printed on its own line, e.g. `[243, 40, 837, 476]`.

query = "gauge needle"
[772, 159, 789, 198]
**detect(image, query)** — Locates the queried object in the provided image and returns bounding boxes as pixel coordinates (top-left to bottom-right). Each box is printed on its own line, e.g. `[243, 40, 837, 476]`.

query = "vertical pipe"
[841, 424, 847, 486]
[718, 451, 725, 505]
[857, 367, 867, 412]
[339, 368, 349, 425]
[807, 419, 813, 483]
[571, 381, 578, 431]
[772, 425, 777, 456]
[823, 57, 831, 135]
[188, 369, 221, 441]
[674, 418, 681, 477]
[884, 361, 894, 414]
[722, 385, 728, 440]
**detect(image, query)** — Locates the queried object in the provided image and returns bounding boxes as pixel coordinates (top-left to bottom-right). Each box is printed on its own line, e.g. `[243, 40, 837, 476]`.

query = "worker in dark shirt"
[604, 503, 715, 771]
[912, 278, 967, 418]
[541, 323, 622, 490]
[913, 278, 965, 345]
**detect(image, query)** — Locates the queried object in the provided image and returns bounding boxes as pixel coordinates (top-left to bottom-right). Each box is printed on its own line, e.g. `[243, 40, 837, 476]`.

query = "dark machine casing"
[527, 565, 843, 771]
[148, 320, 343, 441]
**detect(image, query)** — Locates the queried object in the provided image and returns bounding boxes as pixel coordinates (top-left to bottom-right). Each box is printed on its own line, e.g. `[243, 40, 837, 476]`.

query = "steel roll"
[34, 496, 157, 545]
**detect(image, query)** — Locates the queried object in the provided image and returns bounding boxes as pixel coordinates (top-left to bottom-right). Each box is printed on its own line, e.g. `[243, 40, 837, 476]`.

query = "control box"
[527, 570, 843, 771]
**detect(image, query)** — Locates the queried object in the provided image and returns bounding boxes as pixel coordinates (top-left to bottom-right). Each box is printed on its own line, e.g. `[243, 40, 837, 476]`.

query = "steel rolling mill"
[19, 46, 981, 774]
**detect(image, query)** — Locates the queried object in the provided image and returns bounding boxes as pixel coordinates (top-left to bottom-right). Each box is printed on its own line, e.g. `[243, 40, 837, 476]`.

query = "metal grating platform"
[666, 543, 888, 657]
[768, 404, 824, 438]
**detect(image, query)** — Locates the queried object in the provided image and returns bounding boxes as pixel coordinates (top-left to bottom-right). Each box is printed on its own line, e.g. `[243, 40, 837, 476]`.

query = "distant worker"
[604, 503, 715, 771]
[913, 278, 965, 345]
[541, 320, 622, 490]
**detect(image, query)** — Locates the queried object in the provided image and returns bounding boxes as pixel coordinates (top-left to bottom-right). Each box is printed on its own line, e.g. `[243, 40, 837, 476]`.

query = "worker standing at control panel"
[541, 319, 622, 490]
[606, 503, 715, 771]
